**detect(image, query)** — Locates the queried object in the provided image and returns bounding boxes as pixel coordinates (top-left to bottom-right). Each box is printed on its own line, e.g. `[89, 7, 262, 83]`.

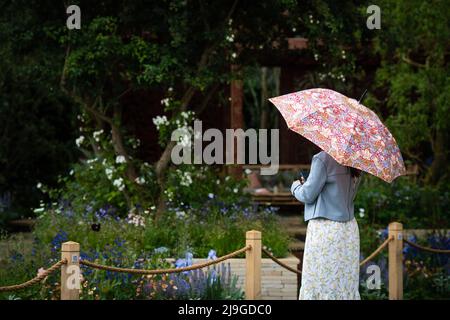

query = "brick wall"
[192, 256, 300, 300]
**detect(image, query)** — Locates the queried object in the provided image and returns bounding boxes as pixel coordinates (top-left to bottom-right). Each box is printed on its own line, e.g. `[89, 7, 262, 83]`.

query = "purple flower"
[207, 250, 217, 260]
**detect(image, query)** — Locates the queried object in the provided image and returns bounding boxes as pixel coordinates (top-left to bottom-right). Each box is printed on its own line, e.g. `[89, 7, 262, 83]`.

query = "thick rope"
[0, 259, 67, 292]
[360, 235, 393, 267]
[262, 247, 301, 275]
[80, 245, 251, 274]
[404, 239, 450, 254]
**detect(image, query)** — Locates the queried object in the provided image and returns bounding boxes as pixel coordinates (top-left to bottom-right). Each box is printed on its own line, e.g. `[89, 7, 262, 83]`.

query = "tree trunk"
[260, 67, 268, 129]
[426, 129, 449, 185]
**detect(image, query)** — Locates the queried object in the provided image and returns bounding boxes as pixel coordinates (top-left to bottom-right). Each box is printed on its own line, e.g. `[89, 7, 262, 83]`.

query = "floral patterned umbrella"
[268, 88, 406, 183]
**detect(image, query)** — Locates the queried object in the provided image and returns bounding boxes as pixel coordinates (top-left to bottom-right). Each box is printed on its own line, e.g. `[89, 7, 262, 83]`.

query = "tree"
[372, 0, 450, 185]
[1, 0, 375, 222]
[0, 0, 78, 219]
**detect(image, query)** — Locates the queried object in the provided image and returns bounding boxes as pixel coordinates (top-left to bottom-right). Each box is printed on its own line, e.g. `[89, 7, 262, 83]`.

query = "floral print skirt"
[299, 217, 360, 300]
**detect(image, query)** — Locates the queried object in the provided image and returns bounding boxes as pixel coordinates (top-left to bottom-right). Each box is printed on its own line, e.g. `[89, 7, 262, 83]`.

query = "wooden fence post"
[388, 222, 403, 300]
[245, 230, 261, 300]
[61, 241, 80, 300]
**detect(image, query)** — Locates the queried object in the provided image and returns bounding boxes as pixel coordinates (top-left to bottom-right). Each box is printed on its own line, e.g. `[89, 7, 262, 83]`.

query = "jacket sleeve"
[290, 156, 327, 204]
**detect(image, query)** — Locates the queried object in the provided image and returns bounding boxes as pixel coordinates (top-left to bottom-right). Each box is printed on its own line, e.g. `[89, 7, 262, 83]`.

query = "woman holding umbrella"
[269, 88, 406, 300]
[291, 151, 363, 299]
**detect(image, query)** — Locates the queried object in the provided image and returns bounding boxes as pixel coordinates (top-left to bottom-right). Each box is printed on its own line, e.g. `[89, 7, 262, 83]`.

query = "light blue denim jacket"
[291, 151, 363, 222]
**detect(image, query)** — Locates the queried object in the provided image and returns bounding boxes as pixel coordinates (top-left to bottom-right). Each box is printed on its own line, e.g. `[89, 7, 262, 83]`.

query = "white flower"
[115, 155, 126, 164]
[160, 98, 171, 107]
[135, 177, 146, 185]
[179, 171, 193, 187]
[359, 208, 365, 218]
[233, 188, 238, 193]
[226, 34, 235, 42]
[208, 193, 214, 199]
[33, 207, 45, 214]
[168, 87, 173, 92]
[75, 136, 85, 147]
[131, 138, 141, 149]
[93, 129, 104, 142]
[127, 212, 146, 227]
[231, 52, 237, 59]
[69, 169, 74, 176]
[180, 111, 193, 119]
[314, 53, 319, 61]
[36, 182, 42, 189]
[105, 168, 114, 180]
[113, 178, 125, 191]
[244, 168, 252, 175]
[152, 115, 169, 130]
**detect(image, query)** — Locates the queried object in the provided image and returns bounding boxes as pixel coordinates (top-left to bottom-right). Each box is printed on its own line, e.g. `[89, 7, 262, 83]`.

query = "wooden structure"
[388, 222, 403, 300]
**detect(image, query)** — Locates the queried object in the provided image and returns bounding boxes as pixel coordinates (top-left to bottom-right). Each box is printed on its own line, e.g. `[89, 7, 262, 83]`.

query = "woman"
[291, 150, 363, 300]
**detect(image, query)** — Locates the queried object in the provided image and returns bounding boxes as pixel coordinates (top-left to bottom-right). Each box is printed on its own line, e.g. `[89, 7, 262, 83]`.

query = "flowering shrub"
[0, 230, 243, 300]
[137, 252, 244, 300]
[164, 164, 250, 210]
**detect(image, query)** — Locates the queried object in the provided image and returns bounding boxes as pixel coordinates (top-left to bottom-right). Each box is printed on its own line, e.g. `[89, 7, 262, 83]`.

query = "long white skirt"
[299, 217, 360, 300]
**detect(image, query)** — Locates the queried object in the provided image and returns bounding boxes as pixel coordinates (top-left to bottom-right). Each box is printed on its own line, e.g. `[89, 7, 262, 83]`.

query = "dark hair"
[349, 167, 361, 178]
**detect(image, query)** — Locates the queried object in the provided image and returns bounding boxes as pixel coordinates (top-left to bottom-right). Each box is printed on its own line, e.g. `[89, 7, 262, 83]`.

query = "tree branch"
[401, 55, 426, 68]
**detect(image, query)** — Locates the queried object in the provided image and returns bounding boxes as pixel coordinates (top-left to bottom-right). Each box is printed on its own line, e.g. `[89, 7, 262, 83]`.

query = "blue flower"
[154, 246, 169, 254]
[51, 230, 68, 253]
[175, 258, 187, 268]
[207, 250, 217, 260]
[378, 228, 388, 240]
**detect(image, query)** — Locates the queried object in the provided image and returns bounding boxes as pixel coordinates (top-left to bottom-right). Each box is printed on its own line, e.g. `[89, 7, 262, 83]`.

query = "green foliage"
[143, 206, 289, 259]
[372, 0, 450, 184]
[164, 164, 250, 210]
[355, 175, 450, 229]
[0, 1, 78, 221]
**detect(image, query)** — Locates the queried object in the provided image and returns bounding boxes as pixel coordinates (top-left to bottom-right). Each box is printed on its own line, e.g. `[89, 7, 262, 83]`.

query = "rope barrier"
[0, 259, 67, 292]
[403, 239, 450, 254]
[80, 245, 251, 275]
[359, 235, 393, 267]
[261, 247, 301, 275]
[262, 236, 393, 274]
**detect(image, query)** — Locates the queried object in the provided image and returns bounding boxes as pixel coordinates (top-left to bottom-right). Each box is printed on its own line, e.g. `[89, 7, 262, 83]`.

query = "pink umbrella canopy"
[269, 88, 406, 183]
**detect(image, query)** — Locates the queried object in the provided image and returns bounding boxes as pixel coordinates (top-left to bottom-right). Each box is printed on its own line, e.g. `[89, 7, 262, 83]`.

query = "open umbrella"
[268, 88, 406, 183]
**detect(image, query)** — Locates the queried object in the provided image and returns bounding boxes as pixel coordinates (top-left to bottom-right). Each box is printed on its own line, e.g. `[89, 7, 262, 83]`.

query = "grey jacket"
[291, 151, 363, 222]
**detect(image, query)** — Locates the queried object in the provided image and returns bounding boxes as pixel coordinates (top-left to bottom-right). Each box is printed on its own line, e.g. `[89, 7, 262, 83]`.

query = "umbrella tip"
[358, 89, 368, 104]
